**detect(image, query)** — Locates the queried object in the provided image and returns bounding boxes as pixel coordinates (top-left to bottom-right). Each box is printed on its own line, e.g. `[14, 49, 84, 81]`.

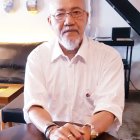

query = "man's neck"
[60, 45, 80, 60]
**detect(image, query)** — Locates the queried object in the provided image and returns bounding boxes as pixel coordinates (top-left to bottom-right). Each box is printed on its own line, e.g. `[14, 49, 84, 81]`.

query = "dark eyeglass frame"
[51, 8, 86, 21]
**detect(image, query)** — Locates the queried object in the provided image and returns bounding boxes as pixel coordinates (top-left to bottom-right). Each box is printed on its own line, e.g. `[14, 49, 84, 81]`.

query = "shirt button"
[86, 93, 90, 97]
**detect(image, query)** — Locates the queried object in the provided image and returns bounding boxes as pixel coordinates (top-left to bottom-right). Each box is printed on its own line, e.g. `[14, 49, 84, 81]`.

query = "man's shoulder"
[28, 41, 55, 60]
[31, 40, 55, 54]
[87, 38, 122, 61]
[89, 38, 120, 55]
[35, 41, 53, 50]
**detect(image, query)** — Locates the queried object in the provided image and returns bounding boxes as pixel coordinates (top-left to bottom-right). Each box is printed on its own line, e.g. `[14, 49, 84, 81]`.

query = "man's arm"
[90, 111, 115, 134]
[28, 105, 53, 133]
[28, 106, 91, 140]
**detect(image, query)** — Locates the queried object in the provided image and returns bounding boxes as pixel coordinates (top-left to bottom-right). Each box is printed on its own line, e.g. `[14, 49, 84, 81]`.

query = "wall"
[0, 0, 54, 42]
[0, 0, 140, 90]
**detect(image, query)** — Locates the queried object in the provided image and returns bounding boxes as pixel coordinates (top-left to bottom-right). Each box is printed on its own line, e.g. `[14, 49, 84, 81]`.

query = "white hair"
[83, 0, 89, 11]
[47, 0, 89, 14]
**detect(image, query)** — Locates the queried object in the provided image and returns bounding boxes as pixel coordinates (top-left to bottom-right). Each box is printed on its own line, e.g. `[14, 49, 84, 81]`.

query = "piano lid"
[106, 0, 140, 36]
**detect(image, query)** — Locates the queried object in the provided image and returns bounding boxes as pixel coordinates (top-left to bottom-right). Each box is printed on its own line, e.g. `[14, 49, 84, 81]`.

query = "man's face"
[48, 0, 88, 50]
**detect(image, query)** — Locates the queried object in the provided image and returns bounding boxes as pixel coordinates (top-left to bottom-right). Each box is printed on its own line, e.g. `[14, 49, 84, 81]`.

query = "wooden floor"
[118, 91, 140, 140]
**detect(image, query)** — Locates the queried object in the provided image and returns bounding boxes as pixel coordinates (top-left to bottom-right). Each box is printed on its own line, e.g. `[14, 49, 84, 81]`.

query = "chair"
[1, 93, 25, 130]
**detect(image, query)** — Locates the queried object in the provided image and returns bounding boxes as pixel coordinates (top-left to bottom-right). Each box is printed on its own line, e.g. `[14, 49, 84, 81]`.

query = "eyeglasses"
[51, 9, 86, 21]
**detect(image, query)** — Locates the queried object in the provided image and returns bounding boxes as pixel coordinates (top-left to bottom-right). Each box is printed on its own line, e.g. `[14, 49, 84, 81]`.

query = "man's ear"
[86, 12, 89, 23]
[47, 16, 52, 26]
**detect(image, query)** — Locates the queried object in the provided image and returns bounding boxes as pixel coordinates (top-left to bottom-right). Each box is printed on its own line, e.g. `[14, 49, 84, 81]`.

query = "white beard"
[59, 37, 81, 51]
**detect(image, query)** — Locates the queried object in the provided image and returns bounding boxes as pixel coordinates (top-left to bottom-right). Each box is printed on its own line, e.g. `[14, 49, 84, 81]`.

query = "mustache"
[62, 29, 79, 34]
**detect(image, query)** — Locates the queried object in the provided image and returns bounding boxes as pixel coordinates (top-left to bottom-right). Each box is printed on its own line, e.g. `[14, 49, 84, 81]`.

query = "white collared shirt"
[23, 36, 124, 134]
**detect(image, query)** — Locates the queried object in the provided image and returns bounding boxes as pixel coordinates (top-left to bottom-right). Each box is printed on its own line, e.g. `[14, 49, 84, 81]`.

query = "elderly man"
[23, 0, 124, 139]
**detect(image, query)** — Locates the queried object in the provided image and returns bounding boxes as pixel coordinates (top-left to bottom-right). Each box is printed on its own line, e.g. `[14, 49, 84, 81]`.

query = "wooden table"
[0, 83, 23, 105]
[0, 124, 118, 140]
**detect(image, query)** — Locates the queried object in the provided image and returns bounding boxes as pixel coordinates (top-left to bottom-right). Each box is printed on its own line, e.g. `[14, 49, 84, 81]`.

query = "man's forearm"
[91, 111, 115, 134]
[28, 105, 53, 133]
[29, 106, 91, 139]
[28, 107, 114, 138]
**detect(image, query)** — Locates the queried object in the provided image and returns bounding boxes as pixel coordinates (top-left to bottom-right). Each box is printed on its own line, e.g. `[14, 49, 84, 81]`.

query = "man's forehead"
[48, 0, 85, 12]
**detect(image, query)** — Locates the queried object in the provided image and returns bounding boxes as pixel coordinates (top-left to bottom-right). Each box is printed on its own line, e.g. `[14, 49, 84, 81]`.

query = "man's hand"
[81, 125, 91, 140]
[49, 123, 91, 140]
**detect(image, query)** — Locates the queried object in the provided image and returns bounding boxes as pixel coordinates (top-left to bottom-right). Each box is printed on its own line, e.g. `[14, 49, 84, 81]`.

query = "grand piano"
[106, 0, 140, 36]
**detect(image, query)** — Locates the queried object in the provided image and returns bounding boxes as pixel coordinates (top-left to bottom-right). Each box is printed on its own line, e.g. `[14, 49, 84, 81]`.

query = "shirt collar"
[76, 35, 89, 63]
[51, 38, 64, 63]
[51, 35, 89, 63]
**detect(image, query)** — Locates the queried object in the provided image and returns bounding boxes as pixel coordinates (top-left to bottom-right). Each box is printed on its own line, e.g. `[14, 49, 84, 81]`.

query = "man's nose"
[64, 13, 75, 25]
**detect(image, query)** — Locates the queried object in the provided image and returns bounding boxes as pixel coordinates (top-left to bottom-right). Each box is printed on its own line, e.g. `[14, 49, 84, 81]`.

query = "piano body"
[106, 0, 140, 36]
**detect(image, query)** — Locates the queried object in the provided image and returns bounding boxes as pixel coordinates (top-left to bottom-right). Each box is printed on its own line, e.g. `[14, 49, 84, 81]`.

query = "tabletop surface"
[0, 84, 23, 97]
[96, 38, 134, 46]
[0, 123, 118, 140]
[0, 83, 23, 105]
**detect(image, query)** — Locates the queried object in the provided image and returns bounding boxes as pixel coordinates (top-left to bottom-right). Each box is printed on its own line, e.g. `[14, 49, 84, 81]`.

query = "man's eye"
[55, 13, 65, 17]
[72, 10, 82, 15]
